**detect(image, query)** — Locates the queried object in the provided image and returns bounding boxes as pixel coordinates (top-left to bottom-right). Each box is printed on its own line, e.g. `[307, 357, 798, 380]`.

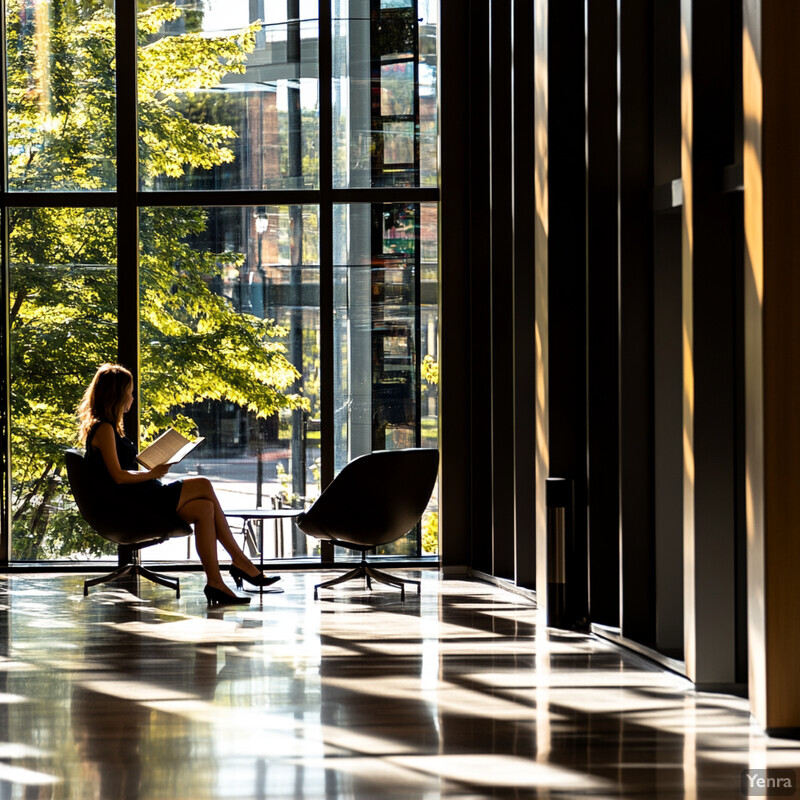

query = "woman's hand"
[92, 422, 171, 484]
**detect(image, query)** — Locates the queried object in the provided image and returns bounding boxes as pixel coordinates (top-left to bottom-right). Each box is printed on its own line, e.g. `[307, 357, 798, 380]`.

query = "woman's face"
[123, 381, 134, 413]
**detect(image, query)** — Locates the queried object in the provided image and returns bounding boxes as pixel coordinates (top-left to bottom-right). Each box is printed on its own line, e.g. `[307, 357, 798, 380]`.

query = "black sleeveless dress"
[84, 421, 183, 519]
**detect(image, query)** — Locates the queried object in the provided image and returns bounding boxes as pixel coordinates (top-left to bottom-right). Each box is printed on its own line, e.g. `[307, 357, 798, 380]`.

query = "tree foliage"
[138, 207, 302, 440]
[7, 1, 304, 559]
[137, 3, 258, 183]
[421, 354, 438, 385]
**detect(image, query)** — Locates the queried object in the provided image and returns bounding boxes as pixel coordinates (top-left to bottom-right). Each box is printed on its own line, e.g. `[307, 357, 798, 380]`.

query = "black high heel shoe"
[229, 565, 281, 589]
[204, 584, 251, 605]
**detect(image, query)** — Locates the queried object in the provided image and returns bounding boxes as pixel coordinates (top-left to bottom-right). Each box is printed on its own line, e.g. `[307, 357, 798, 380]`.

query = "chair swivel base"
[84, 563, 180, 598]
[314, 562, 420, 600]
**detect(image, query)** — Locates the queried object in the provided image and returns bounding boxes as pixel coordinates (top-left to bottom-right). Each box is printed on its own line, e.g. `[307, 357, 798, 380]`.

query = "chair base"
[314, 562, 420, 600]
[84, 561, 180, 598]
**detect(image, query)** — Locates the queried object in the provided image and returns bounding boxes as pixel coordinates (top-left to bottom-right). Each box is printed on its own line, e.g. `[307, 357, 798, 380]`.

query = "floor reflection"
[71, 686, 146, 800]
[0, 572, 793, 798]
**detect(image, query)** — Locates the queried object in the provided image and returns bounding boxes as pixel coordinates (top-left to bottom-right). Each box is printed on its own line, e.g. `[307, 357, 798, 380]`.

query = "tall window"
[2, 0, 438, 564]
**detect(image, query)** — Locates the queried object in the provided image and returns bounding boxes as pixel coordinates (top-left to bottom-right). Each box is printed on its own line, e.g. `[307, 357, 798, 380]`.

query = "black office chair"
[64, 449, 192, 597]
[296, 448, 439, 599]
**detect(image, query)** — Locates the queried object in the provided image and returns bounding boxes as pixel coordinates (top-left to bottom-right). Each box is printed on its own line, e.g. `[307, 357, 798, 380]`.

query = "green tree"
[7, 1, 305, 559]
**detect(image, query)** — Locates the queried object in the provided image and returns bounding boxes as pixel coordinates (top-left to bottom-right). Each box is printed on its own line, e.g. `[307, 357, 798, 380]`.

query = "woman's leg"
[176, 477, 261, 577]
[178, 497, 228, 590]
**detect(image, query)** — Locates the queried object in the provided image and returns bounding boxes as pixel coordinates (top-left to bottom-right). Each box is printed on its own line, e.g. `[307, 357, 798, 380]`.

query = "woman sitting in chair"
[77, 363, 278, 605]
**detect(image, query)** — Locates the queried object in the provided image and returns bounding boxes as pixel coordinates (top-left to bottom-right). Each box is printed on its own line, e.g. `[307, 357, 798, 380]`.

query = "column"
[680, 0, 739, 687]
[744, 0, 800, 732]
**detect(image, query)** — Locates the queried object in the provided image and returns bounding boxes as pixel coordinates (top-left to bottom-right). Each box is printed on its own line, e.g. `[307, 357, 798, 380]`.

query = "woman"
[77, 363, 279, 605]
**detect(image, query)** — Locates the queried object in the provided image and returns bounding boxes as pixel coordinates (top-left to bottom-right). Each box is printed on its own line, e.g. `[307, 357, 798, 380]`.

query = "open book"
[136, 428, 205, 470]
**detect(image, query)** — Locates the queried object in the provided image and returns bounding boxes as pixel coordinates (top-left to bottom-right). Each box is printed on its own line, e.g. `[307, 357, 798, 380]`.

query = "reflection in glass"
[382, 122, 416, 166]
[138, 206, 320, 562]
[5, 0, 117, 192]
[137, 1, 319, 191]
[333, 203, 438, 556]
[380, 62, 415, 115]
[333, 0, 438, 188]
[9, 208, 118, 560]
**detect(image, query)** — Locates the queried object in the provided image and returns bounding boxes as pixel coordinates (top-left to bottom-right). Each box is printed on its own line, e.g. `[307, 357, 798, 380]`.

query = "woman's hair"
[76, 363, 133, 444]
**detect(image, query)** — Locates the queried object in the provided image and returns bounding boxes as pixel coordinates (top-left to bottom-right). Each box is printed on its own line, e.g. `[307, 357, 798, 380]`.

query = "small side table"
[223, 508, 303, 593]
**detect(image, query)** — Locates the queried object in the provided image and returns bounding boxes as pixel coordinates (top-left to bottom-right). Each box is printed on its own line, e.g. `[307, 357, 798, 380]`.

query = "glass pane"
[137, 1, 320, 191]
[138, 205, 320, 563]
[333, 202, 439, 557]
[9, 208, 118, 561]
[418, 0, 438, 185]
[333, 0, 438, 188]
[6, 0, 117, 192]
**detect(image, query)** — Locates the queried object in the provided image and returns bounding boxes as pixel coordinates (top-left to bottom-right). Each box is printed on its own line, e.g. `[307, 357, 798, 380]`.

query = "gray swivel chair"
[65, 449, 192, 597]
[296, 448, 439, 599]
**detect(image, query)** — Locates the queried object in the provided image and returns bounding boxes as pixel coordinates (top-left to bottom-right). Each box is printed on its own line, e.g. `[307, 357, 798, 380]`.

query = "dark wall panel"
[586, 0, 620, 628]
[545, 0, 589, 626]
[618, 0, 656, 646]
[467, 1, 494, 573]
[438, 0, 475, 570]
[490, 0, 516, 580]
[512, 0, 537, 590]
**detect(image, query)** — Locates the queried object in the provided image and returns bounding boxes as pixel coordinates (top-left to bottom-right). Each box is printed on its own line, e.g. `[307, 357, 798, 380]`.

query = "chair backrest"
[297, 448, 439, 547]
[65, 449, 191, 546]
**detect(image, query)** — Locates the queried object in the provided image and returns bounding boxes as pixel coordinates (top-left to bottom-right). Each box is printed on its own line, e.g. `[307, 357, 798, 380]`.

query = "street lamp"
[255, 209, 269, 238]
[254, 209, 269, 318]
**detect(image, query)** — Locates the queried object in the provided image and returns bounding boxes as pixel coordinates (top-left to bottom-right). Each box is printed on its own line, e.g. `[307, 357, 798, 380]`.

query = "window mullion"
[116, 0, 140, 442]
[0, 0, 10, 563]
[319, 0, 335, 563]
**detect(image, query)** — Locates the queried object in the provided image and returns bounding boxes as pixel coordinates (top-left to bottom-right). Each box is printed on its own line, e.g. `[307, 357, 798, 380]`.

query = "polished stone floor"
[0, 571, 794, 799]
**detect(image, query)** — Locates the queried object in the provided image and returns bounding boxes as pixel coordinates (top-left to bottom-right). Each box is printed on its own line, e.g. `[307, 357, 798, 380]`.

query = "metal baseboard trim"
[591, 623, 687, 677]
[468, 569, 537, 605]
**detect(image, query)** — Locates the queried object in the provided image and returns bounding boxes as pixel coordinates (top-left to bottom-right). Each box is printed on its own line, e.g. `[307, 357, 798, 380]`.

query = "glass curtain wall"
[8, 208, 118, 561]
[331, 0, 439, 556]
[333, 202, 439, 556]
[138, 203, 321, 562]
[5, 0, 119, 561]
[1, 0, 438, 564]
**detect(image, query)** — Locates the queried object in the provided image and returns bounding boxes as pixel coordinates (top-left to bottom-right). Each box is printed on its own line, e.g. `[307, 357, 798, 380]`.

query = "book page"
[164, 438, 205, 465]
[137, 428, 204, 469]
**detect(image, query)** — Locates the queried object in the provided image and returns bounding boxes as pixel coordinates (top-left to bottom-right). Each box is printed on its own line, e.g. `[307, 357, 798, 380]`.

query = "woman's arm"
[91, 422, 170, 484]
